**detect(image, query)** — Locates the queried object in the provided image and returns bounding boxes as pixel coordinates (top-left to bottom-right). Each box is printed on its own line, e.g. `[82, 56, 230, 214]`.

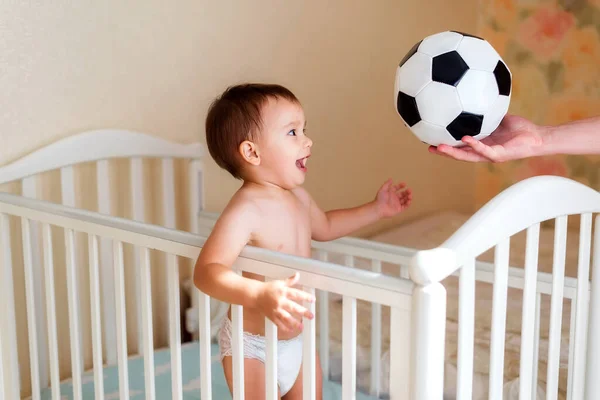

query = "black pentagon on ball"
[494, 60, 512, 96]
[446, 112, 483, 140]
[396, 91, 421, 127]
[399, 40, 423, 67]
[432, 51, 469, 86]
[450, 30, 483, 40]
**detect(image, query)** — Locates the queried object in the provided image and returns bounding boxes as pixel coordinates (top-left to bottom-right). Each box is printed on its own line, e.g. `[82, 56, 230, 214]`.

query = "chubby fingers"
[284, 296, 314, 320]
[286, 287, 316, 307]
[274, 309, 301, 332]
[284, 272, 316, 302]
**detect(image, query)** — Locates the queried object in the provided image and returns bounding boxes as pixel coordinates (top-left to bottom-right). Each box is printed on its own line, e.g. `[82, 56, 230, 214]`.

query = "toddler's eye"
[288, 129, 296, 136]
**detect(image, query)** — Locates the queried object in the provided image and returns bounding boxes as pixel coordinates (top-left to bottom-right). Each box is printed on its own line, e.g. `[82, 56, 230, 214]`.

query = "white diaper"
[218, 317, 303, 396]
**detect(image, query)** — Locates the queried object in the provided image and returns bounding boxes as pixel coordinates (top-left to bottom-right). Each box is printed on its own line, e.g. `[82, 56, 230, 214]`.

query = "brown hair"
[205, 83, 300, 179]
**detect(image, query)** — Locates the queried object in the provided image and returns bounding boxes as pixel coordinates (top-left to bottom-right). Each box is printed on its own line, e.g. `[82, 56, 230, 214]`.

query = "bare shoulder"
[219, 186, 262, 224]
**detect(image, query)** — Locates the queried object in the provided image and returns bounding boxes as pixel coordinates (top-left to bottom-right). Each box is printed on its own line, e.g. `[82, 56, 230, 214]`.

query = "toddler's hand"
[256, 272, 315, 333]
[375, 178, 412, 218]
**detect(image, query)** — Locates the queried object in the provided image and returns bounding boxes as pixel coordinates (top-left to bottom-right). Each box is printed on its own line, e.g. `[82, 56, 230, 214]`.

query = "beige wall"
[0, 1, 478, 233]
[0, 1, 478, 396]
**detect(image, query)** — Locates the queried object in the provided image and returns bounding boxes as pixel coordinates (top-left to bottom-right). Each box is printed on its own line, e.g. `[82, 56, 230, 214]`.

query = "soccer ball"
[394, 30, 512, 147]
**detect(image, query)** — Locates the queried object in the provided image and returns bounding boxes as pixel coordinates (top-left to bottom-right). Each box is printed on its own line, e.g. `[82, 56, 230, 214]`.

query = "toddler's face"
[256, 97, 313, 188]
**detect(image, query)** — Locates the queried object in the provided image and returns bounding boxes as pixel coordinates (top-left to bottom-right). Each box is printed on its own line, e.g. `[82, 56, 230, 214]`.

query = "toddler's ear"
[239, 140, 261, 166]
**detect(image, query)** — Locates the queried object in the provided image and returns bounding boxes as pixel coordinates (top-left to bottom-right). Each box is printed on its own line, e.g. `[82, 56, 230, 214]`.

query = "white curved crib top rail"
[0, 129, 204, 184]
[410, 175, 600, 285]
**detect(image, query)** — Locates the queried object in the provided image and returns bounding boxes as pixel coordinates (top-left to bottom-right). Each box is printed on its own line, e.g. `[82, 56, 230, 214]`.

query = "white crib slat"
[130, 157, 146, 355]
[567, 297, 576, 400]
[571, 213, 592, 399]
[0, 325, 5, 400]
[303, 286, 317, 400]
[547, 216, 568, 399]
[113, 241, 129, 399]
[96, 159, 117, 365]
[489, 238, 510, 396]
[532, 292, 541, 398]
[162, 158, 176, 354]
[585, 215, 600, 399]
[60, 166, 86, 382]
[64, 228, 83, 400]
[315, 250, 330, 379]
[42, 224, 60, 400]
[0, 213, 20, 400]
[231, 304, 244, 400]
[399, 264, 409, 280]
[87, 235, 105, 400]
[167, 253, 183, 400]
[21, 177, 49, 391]
[370, 259, 382, 397]
[457, 257, 475, 399]
[139, 247, 155, 400]
[389, 306, 411, 399]
[342, 295, 357, 400]
[60, 166, 76, 207]
[161, 158, 176, 229]
[265, 316, 278, 400]
[21, 218, 41, 399]
[198, 291, 212, 400]
[188, 160, 203, 234]
[519, 223, 540, 399]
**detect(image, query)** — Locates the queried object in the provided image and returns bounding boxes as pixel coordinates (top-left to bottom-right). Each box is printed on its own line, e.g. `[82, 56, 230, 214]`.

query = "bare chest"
[252, 200, 312, 256]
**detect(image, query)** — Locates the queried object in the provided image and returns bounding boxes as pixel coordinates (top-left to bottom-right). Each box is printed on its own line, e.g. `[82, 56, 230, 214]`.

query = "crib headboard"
[0, 129, 207, 389]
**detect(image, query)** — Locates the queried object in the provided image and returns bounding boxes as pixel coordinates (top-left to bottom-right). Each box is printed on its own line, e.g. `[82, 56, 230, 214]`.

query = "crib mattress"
[35, 341, 382, 400]
[320, 211, 581, 400]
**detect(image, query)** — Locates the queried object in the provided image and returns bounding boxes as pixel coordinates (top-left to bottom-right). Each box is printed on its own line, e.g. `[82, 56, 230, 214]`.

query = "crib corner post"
[410, 282, 447, 399]
[408, 249, 450, 400]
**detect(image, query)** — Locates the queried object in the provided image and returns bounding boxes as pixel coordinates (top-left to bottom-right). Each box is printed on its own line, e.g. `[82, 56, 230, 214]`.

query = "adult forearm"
[194, 263, 262, 308]
[320, 201, 380, 241]
[540, 116, 600, 157]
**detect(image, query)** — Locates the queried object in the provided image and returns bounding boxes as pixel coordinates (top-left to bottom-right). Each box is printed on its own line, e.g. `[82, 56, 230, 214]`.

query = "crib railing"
[0, 129, 205, 389]
[0, 191, 413, 400]
[410, 175, 600, 400]
[197, 211, 417, 397]
[198, 205, 586, 398]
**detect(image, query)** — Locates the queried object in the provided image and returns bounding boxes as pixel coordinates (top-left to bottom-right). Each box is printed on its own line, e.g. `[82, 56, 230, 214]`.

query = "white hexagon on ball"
[418, 31, 463, 57]
[396, 52, 432, 97]
[416, 82, 462, 127]
[456, 70, 499, 115]
[411, 120, 457, 146]
[457, 36, 502, 72]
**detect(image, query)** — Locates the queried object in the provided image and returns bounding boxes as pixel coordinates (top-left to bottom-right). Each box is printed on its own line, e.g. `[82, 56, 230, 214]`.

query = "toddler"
[193, 83, 412, 399]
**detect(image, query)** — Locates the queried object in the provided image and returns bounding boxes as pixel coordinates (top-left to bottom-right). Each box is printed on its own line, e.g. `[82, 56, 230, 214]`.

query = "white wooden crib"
[0, 129, 599, 400]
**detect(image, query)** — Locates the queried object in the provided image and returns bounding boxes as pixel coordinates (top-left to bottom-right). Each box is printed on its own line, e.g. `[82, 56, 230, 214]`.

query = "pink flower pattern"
[476, 0, 600, 206]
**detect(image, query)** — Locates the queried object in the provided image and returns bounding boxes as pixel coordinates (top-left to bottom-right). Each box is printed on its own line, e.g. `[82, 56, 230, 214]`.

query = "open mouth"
[296, 156, 309, 172]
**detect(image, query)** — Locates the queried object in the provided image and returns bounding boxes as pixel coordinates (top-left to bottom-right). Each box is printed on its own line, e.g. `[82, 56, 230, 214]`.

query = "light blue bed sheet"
[38, 340, 383, 399]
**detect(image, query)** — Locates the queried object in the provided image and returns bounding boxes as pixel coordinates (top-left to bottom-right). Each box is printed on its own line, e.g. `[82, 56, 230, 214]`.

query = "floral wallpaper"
[475, 0, 600, 206]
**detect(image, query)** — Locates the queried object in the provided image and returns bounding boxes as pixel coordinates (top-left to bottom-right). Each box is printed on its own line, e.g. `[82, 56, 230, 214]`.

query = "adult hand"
[428, 115, 546, 163]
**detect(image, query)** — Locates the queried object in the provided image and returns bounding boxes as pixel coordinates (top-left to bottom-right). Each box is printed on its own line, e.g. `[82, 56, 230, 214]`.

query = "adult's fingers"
[461, 137, 502, 162]
[434, 143, 490, 162]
